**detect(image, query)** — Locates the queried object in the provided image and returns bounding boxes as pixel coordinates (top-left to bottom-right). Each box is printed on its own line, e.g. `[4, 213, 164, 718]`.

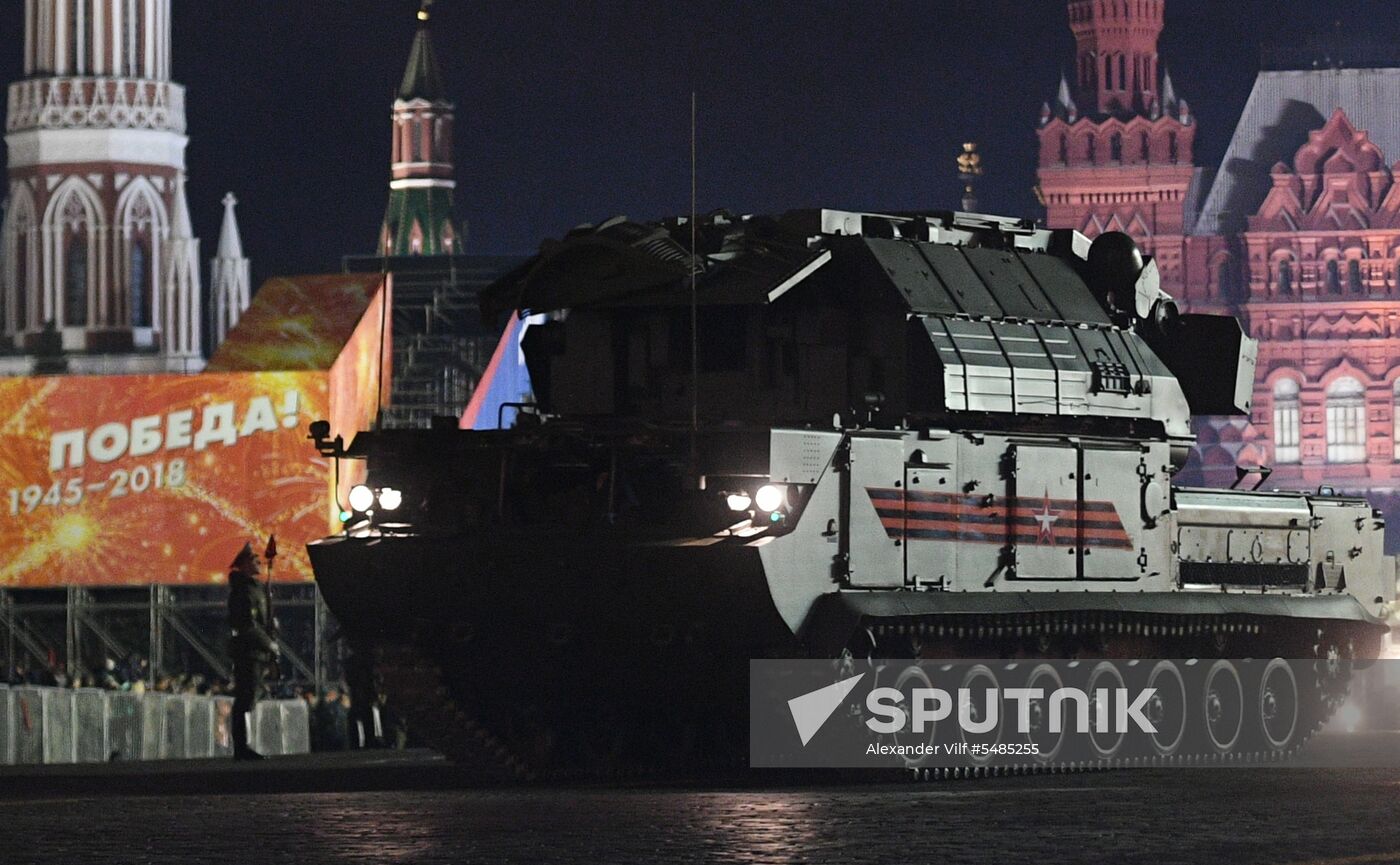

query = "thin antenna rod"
[690, 90, 698, 435]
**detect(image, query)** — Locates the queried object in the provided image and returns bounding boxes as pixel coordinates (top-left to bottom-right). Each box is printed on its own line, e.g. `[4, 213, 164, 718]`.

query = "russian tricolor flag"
[460, 314, 536, 430]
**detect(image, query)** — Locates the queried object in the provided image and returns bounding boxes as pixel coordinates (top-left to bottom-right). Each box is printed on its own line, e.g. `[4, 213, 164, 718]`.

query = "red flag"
[264, 535, 278, 562]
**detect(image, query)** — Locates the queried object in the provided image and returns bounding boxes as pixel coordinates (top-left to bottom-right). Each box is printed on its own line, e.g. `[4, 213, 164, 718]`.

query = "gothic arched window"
[1326, 376, 1367, 463]
[1326, 259, 1342, 294]
[1140, 132, 1150, 161]
[1273, 378, 1301, 464]
[65, 239, 88, 327]
[59, 194, 90, 327]
[1277, 259, 1293, 295]
[130, 242, 149, 327]
[411, 121, 424, 162]
[1110, 133, 1123, 162]
[1118, 55, 1126, 91]
[1086, 135, 1096, 163]
[125, 194, 156, 327]
[1348, 259, 1364, 293]
[13, 227, 26, 331]
[1168, 132, 1178, 163]
[1105, 55, 1113, 91]
[8, 199, 33, 333]
[1059, 134, 1069, 164]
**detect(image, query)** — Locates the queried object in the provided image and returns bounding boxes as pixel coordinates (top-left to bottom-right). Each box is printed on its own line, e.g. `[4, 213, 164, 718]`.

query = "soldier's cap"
[230, 542, 258, 570]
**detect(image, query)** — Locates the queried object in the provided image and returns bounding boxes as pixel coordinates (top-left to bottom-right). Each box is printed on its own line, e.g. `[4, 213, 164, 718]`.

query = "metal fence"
[0, 684, 309, 764]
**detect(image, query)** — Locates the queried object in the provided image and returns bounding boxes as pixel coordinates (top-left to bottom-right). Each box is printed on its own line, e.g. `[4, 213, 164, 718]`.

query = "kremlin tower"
[1036, 0, 1198, 296]
[1, 0, 213, 372]
[379, 2, 460, 257]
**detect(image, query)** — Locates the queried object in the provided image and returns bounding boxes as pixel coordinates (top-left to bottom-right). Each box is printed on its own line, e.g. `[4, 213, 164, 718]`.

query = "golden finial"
[417, 0, 433, 21]
[956, 142, 983, 180]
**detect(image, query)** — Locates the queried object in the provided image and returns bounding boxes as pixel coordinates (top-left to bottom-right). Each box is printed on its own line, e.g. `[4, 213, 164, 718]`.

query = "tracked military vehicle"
[309, 209, 1394, 777]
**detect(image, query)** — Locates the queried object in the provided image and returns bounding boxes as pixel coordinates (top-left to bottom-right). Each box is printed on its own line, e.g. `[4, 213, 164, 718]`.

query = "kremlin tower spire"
[379, 1, 460, 257]
[161, 172, 200, 360]
[211, 192, 251, 348]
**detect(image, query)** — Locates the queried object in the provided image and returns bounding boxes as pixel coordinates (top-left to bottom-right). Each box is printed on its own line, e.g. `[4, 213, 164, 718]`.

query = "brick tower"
[1036, 0, 1197, 294]
[1, 0, 204, 371]
[378, 2, 460, 257]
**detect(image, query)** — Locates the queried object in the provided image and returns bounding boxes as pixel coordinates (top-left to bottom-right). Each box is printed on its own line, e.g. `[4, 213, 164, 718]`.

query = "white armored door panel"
[848, 435, 906, 588]
[1079, 447, 1150, 580]
[1011, 443, 1079, 580]
[903, 467, 956, 588]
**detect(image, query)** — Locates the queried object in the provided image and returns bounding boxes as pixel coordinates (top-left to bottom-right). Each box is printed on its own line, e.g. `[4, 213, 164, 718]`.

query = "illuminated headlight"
[378, 488, 403, 511]
[726, 493, 753, 512]
[755, 484, 786, 513]
[348, 484, 376, 513]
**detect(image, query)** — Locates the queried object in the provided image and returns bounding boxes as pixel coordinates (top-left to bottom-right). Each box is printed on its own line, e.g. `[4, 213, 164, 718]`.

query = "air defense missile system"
[308, 209, 1395, 777]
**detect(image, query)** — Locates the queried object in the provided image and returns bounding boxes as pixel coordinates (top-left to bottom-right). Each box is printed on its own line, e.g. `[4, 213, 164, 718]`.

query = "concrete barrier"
[0, 687, 309, 766]
[164, 694, 189, 759]
[41, 689, 76, 764]
[0, 686, 12, 765]
[13, 687, 44, 764]
[74, 688, 108, 762]
[108, 692, 142, 761]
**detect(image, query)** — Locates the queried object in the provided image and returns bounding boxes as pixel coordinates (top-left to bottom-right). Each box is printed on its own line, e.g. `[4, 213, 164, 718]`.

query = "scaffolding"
[0, 584, 340, 696]
[341, 253, 524, 429]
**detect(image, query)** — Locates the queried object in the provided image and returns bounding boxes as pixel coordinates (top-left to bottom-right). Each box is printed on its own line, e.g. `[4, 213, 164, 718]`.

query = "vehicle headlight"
[378, 488, 403, 511]
[755, 484, 786, 513]
[348, 484, 376, 513]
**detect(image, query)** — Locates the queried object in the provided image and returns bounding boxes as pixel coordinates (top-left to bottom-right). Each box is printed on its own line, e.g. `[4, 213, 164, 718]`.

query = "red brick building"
[1037, 0, 1400, 548]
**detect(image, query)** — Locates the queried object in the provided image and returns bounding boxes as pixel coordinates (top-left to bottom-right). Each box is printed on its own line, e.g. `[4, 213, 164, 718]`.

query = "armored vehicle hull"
[310, 211, 1393, 777]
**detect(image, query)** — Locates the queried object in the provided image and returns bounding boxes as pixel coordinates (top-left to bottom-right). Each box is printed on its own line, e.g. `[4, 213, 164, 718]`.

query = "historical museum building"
[1036, 0, 1400, 547]
[1, 0, 250, 373]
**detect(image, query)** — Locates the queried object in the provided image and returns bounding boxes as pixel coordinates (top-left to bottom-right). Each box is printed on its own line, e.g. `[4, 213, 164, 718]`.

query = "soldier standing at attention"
[228, 542, 278, 760]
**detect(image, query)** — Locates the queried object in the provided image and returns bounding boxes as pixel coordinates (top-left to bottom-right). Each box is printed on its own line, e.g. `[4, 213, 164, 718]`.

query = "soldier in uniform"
[228, 542, 278, 760]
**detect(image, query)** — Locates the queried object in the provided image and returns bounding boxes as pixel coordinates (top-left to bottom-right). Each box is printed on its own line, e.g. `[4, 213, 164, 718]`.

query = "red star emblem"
[1032, 491, 1060, 546]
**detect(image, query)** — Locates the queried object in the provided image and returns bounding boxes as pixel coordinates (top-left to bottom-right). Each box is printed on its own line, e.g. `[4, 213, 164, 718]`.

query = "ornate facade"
[1, 0, 213, 372]
[1037, 1, 1400, 547]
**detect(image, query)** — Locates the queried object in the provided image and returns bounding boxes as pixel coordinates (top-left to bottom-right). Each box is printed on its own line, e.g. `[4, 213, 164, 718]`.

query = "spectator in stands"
[95, 658, 122, 690]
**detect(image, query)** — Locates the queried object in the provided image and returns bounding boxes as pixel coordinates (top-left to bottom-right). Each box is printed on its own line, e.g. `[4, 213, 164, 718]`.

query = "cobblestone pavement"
[5, 762, 1400, 865]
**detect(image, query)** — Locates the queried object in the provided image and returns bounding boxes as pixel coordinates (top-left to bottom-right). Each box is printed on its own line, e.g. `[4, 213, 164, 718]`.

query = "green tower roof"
[399, 16, 447, 102]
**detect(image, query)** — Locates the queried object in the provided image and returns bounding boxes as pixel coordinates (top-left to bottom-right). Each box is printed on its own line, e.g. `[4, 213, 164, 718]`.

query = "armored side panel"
[847, 433, 906, 588]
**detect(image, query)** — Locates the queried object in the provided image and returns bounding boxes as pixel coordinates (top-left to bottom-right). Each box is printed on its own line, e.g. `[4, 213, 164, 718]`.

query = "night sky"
[4, 1, 1400, 286]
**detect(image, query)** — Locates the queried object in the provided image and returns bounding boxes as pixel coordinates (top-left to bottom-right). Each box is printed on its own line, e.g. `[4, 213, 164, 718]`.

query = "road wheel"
[1144, 660, 1188, 758]
[1202, 659, 1244, 756]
